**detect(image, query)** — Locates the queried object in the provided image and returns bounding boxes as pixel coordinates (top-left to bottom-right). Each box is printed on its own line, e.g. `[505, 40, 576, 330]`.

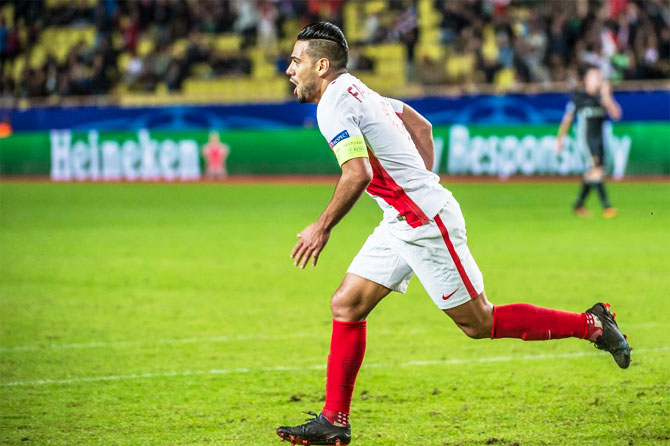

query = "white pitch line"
[1, 322, 666, 353]
[3, 346, 668, 388]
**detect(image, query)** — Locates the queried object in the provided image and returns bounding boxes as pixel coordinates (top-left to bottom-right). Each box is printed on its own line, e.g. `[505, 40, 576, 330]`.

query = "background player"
[557, 66, 622, 218]
[276, 22, 631, 446]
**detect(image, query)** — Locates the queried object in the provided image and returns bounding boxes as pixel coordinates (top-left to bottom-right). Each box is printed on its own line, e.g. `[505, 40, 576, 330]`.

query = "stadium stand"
[0, 0, 668, 104]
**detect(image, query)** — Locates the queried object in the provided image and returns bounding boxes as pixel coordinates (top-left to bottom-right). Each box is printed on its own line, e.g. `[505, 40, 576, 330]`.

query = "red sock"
[491, 303, 596, 340]
[322, 319, 366, 426]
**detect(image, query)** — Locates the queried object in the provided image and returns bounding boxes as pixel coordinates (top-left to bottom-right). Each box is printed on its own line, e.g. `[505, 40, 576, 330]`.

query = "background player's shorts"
[582, 137, 605, 169]
[585, 137, 605, 168]
[347, 198, 484, 310]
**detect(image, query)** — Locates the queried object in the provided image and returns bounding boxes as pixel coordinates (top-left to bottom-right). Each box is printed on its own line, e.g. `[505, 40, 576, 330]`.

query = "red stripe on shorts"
[434, 214, 478, 298]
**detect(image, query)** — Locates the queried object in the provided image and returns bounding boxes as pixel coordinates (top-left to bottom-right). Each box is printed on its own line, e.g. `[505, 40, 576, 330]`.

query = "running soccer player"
[276, 23, 630, 446]
[557, 65, 622, 218]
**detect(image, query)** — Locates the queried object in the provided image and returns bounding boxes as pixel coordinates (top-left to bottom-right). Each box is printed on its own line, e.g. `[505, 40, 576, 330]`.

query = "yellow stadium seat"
[419, 28, 440, 44]
[51, 44, 70, 64]
[418, 14, 440, 29]
[418, 0, 435, 16]
[191, 63, 213, 78]
[446, 54, 475, 80]
[137, 38, 154, 57]
[494, 68, 516, 92]
[343, 2, 365, 43]
[252, 64, 276, 80]
[213, 34, 242, 52]
[117, 52, 131, 73]
[170, 38, 188, 57]
[364, 0, 386, 15]
[416, 43, 443, 61]
[12, 58, 24, 81]
[28, 46, 47, 68]
[75, 27, 96, 46]
[1, 4, 13, 27]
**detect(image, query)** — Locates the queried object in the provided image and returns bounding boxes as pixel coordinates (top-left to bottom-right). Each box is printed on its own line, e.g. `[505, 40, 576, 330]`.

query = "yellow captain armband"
[328, 130, 368, 167]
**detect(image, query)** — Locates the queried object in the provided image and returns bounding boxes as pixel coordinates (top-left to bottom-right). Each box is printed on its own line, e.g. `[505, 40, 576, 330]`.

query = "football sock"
[575, 181, 592, 208]
[322, 319, 366, 426]
[491, 303, 600, 341]
[594, 182, 612, 208]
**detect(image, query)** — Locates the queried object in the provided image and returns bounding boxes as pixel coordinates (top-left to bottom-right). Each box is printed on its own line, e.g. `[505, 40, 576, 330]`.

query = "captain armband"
[328, 130, 368, 167]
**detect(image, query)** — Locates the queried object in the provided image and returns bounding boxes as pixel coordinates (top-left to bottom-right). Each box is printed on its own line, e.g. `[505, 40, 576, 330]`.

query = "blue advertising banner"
[6, 90, 669, 132]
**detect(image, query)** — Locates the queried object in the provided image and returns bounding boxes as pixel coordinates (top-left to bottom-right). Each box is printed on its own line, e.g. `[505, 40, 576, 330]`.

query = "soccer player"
[276, 23, 630, 446]
[556, 65, 622, 218]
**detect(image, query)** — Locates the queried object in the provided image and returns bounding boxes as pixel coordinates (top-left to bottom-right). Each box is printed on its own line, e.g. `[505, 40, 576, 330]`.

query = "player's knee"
[330, 289, 361, 321]
[586, 167, 603, 182]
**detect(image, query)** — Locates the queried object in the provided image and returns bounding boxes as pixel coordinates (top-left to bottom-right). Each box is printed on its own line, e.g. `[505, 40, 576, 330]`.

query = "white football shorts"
[347, 197, 484, 310]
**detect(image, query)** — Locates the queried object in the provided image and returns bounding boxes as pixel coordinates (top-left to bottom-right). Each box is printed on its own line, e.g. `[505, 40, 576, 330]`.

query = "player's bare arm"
[601, 81, 622, 121]
[291, 157, 372, 269]
[556, 109, 574, 152]
[399, 103, 434, 169]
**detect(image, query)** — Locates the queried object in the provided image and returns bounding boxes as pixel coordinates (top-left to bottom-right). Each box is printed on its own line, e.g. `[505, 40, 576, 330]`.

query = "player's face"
[286, 40, 319, 104]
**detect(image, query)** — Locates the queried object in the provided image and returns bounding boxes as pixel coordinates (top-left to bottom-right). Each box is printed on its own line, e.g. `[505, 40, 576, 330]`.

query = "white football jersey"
[316, 73, 451, 227]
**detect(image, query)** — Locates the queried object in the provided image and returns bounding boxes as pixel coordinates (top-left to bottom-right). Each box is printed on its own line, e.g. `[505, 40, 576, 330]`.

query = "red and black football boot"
[586, 302, 631, 369]
[276, 412, 351, 445]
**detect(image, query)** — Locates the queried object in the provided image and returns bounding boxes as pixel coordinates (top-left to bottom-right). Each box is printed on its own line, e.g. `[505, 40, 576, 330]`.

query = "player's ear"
[316, 57, 330, 76]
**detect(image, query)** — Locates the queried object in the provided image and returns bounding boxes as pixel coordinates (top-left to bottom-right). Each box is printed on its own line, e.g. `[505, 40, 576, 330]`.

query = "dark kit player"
[557, 66, 622, 218]
[276, 23, 631, 446]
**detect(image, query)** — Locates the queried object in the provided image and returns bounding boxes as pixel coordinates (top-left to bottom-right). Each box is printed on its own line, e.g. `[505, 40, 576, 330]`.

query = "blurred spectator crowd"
[0, 0, 668, 100]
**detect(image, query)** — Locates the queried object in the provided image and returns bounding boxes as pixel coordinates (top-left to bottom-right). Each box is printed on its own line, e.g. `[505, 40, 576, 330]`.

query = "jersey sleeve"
[565, 94, 576, 114]
[317, 97, 368, 167]
[385, 97, 404, 116]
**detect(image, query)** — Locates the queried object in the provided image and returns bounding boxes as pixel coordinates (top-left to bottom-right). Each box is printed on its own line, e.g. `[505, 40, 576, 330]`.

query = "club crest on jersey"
[329, 130, 350, 149]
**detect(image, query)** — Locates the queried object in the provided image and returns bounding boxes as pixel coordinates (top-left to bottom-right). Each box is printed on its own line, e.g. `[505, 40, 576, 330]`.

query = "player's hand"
[290, 222, 331, 269]
[556, 137, 564, 153]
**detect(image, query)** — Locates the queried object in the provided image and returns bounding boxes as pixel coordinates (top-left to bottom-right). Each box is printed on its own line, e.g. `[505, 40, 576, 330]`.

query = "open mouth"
[289, 78, 298, 96]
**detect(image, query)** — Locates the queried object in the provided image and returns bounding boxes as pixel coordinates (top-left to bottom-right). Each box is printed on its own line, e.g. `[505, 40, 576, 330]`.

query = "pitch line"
[3, 346, 667, 388]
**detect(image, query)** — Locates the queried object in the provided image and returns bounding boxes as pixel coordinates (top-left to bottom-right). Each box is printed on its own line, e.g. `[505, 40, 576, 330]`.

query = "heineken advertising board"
[0, 123, 668, 179]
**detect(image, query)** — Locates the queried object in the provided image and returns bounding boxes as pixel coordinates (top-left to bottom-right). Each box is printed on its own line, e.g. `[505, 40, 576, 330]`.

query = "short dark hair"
[297, 22, 349, 70]
[579, 64, 600, 78]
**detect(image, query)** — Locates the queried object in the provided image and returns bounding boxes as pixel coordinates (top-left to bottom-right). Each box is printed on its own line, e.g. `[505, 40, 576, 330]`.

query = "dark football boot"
[586, 302, 631, 369]
[276, 412, 351, 445]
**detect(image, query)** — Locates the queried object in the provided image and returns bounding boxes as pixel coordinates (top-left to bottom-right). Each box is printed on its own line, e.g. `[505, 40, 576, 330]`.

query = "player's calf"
[443, 292, 493, 339]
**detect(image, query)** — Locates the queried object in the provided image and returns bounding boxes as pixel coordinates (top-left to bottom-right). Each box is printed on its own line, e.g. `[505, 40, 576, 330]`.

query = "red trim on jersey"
[434, 214, 478, 298]
[366, 149, 429, 228]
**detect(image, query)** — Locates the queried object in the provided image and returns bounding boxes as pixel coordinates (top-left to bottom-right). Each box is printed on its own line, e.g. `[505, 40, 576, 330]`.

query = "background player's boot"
[586, 303, 631, 369]
[574, 206, 590, 218]
[276, 412, 351, 445]
[603, 207, 617, 219]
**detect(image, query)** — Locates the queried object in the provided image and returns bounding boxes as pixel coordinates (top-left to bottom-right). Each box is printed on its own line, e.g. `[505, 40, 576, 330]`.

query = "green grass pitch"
[1, 181, 669, 446]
